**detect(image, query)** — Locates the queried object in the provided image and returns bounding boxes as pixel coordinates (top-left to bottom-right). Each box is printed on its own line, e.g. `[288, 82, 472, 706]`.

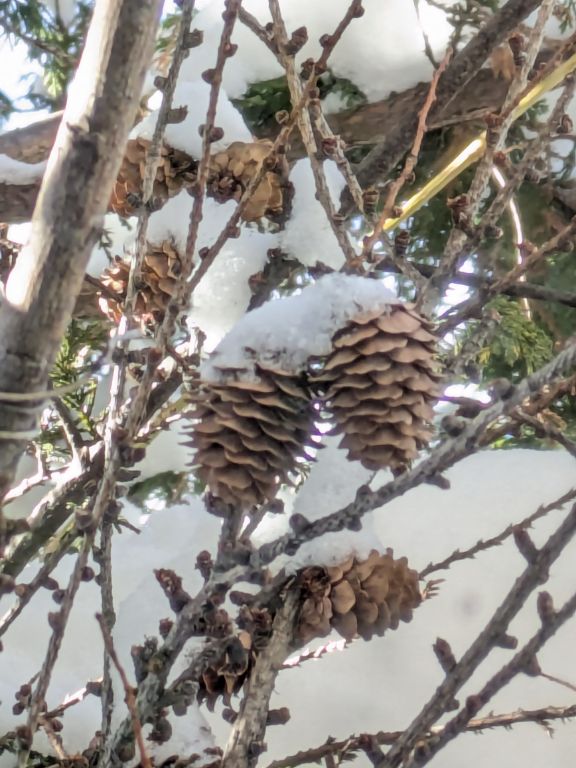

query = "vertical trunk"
[0, 0, 162, 500]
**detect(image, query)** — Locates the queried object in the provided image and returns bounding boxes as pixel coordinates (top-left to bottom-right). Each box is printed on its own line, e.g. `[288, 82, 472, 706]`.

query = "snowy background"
[1, 0, 576, 766]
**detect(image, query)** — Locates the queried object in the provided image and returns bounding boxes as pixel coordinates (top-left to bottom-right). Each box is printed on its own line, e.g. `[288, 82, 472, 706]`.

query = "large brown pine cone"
[185, 364, 320, 508]
[312, 304, 440, 471]
[298, 549, 421, 644]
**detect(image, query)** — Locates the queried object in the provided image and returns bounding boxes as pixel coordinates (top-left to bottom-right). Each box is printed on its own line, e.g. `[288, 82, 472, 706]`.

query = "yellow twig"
[382, 50, 576, 232]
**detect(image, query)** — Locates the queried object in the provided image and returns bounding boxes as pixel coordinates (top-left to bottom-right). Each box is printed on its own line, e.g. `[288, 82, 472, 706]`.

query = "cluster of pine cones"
[197, 549, 421, 707]
[187, 303, 440, 507]
[109, 137, 287, 222]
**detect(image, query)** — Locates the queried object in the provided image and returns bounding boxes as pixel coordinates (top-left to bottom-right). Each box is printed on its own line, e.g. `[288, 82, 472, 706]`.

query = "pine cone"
[312, 305, 440, 471]
[110, 137, 198, 217]
[208, 140, 286, 221]
[185, 364, 319, 508]
[98, 239, 183, 325]
[298, 549, 421, 644]
[198, 631, 255, 711]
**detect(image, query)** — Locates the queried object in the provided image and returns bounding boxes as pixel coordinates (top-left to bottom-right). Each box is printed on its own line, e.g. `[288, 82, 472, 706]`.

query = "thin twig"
[22, 537, 92, 766]
[265, 703, 576, 768]
[127, 0, 197, 316]
[540, 670, 576, 694]
[99, 520, 116, 740]
[419, 487, 576, 578]
[376, 257, 576, 309]
[267, 0, 358, 265]
[0, 526, 78, 638]
[362, 48, 452, 262]
[440, 215, 576, 335]
[417, 0, 557, 315]
[96, 613, 151, 768]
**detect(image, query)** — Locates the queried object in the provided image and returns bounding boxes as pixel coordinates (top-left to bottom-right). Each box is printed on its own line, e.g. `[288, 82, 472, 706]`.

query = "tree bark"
[222, 589, 299, 768]
[343, 0, 545, 212]
[0, 111, 62, 163]
[0, 0, 162, 499]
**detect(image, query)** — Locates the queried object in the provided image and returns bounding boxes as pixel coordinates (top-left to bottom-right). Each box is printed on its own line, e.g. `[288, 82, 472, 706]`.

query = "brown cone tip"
[311, 304, 440, 472]
[185, 365, 320, 508]
[98, 239, 183, 326]
[298, 549, 421, 643]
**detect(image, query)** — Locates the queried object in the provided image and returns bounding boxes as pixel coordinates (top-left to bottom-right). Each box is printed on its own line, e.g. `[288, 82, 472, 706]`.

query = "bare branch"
[410, 586, 576, 767]
[222, 589, 299, 768]
[267, 0, 359, 265]
[97, 613, 151, 768]
[266, 704, 576, 768]
[379, 502, 576, 767]
[420, 487, 576, 578]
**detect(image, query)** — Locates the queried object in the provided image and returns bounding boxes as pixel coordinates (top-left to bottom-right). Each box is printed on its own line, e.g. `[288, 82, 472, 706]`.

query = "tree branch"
[344, 0, 544, 213]
[377, 258, 576, 309]
[266, 703, 576, 768]
[222, 589, 299, 768]
[0, 0, 162, 501]
[380, 502, 576, 768]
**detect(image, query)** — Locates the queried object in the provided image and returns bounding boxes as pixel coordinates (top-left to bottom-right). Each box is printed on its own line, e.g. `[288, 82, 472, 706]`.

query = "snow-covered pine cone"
[298, 549, 421, 644]
[185, 364, 320, 508]
[98, 238, 182, 324]
[311, 304, 440, 471]
[110, 137, 198, 217]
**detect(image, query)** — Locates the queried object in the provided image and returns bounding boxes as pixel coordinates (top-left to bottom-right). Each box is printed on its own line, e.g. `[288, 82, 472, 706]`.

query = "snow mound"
[201, 272, 398, 380]
[180, 0, 453, 102]
[279, 158, 351, 270]
[133, 81, 252, 158]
